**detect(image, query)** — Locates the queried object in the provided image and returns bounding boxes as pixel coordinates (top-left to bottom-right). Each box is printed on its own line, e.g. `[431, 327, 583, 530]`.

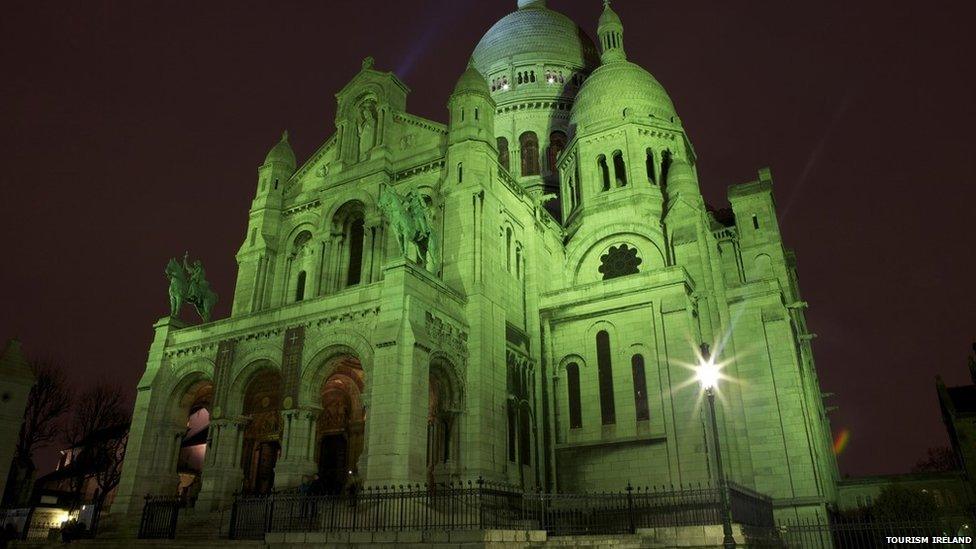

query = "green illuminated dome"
[470, 1, 599, 77]
[570, 2, 676, 130]
[570, 61, 677, 129]
[264, 131, 296, 170]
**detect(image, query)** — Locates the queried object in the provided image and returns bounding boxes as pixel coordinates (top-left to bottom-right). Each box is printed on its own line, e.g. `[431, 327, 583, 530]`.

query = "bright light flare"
[501, 83, 510, 91]
[696, 357, 721, 391]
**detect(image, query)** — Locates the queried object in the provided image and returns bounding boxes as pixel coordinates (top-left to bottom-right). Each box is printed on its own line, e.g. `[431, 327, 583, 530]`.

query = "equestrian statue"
[378, 184, 440, 275]
[165, 252, 218, 322]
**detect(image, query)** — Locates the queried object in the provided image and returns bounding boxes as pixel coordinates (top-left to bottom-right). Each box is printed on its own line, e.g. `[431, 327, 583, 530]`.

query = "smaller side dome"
[264, 131, 296, 170]
[453, 65, 490, 97]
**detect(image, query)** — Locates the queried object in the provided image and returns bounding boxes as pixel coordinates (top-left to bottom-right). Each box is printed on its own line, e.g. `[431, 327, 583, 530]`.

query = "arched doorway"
[427, 357, 462, 482]
[176, 381, 212, 500]
[241, 369, 283, 494]
[316, 355, 365, 494]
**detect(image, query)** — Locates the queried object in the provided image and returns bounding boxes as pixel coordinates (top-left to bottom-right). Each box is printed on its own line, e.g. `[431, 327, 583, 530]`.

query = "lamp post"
[698, 343, 736, 549]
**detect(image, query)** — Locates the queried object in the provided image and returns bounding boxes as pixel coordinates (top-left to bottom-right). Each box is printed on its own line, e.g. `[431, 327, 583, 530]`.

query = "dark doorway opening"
[318, 434, 348, 494]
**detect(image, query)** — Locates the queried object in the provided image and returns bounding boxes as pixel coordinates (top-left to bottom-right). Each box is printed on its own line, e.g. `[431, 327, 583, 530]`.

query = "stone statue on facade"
[357, 104, 376, 161]
[165, 252, 218, 322]
[378, 184, 440, 274]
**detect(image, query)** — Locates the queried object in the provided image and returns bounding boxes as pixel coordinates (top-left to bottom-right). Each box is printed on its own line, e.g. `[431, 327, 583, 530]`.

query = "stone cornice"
[394, 158, 445, 182]
[282, 199, 322, 218]
[393, 112, 447, 134]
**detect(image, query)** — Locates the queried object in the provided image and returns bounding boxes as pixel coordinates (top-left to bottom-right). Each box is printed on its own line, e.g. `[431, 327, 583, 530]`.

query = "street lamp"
[697, 343, 736, 549]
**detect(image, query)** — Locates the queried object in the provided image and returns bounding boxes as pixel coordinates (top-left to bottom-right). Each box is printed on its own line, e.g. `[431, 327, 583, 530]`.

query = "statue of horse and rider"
[165, 252, 218, 322]
[378, 184, 440, 274]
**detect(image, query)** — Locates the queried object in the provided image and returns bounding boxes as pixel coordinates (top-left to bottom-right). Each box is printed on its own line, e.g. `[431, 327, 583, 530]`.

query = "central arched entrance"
[315, 355, 365, 494]
[241, 368, 283, 494]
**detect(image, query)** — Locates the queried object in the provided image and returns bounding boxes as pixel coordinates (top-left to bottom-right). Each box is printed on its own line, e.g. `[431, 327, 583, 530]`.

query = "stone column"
[361, 223, 376, 285]
[275, 407, 320, 488]
[195, 417, 247, 512]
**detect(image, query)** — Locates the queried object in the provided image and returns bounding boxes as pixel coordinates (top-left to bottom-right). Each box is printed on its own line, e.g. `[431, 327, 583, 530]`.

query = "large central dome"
[470, 2, 599, 77]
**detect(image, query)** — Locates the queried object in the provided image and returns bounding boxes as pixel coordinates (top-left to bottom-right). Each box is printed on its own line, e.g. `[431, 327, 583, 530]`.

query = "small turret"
[256, 131, 295, 197]
[597, 1, 626, 64]
[448, 65, 495, 147]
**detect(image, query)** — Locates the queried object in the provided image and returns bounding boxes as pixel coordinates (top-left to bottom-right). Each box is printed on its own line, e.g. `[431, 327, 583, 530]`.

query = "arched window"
[497, 137, 510, 171]
[613, 150, 627, 187]
[574, 161, 582, 207]
[596, 331, 616, 425]
[632, 354, 649, 421]
[457, 162, 463, 183]
[474, 107, 479, 120]
[520, 132, 540, 176]
[506, 227, 513, 272]
[295, 271, 307, 302]
[548, 131, 567, 175]
[598, 155, 610, 191]
[645, 148, 656, 184]
[346, 217, 365, 286]
[661, 150, 673, 190]
[515, 246, 522, 279]
[566, 362, 582, 429]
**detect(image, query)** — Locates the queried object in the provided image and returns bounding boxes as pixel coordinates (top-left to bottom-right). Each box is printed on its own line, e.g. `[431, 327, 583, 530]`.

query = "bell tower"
[232, 132, 294, 316]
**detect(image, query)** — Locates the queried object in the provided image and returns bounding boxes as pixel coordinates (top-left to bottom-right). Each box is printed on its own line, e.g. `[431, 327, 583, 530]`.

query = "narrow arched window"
[460, 108, 465, 122]
[295, 270, 307, 302]
[474, 107, 479, 120]
[497, 136, 510, 172]
[515, 246, 522, 279]
[598, 155, 610, 191]
[613, 150, 627, 187]
[457, 162, 463, 183]
[574, 161, 582, 207]
[661, 150, 673, 190]
[566, 362, 582, 429]
[596, 331, 616, 425]
[632, 354, 649, 421]
[520, 131, 540, 176]
[506, 227, 513, 272]
[346, 217, 365, 286]
[645, 149, 656, 184]
[548, 131, 567, 175]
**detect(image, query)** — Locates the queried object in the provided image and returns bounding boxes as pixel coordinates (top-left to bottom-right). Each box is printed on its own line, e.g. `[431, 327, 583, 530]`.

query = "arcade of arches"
[162, 355, 372, 500]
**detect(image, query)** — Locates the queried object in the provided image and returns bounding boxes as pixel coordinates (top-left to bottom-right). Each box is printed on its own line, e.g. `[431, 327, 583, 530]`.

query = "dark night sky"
[1, 0, 974, 477]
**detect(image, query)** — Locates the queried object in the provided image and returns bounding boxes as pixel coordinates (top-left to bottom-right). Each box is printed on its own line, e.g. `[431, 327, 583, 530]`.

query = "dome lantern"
[598, 0, 626, 64]
[517, 0, 546, 9]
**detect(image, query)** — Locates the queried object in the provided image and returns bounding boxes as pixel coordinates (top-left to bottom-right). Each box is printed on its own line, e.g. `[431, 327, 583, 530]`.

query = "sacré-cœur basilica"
[113, 0, 839, 525]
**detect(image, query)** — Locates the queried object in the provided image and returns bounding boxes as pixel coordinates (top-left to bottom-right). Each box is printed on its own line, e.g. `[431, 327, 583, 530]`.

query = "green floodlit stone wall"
[113, 0, 839, 523]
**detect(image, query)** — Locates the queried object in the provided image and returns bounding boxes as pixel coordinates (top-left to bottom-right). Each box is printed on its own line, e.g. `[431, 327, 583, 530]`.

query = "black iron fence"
[227, 479, 775, 539]
[137, 495, 184, 539]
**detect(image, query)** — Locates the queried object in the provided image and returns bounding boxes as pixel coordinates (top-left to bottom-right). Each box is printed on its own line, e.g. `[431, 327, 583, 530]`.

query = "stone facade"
[114, 0, 838, 522]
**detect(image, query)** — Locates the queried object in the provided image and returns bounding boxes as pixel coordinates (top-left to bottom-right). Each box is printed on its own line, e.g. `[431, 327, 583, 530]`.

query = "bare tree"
[65, 383, 130, 505]
[3, 360, 72, 506]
